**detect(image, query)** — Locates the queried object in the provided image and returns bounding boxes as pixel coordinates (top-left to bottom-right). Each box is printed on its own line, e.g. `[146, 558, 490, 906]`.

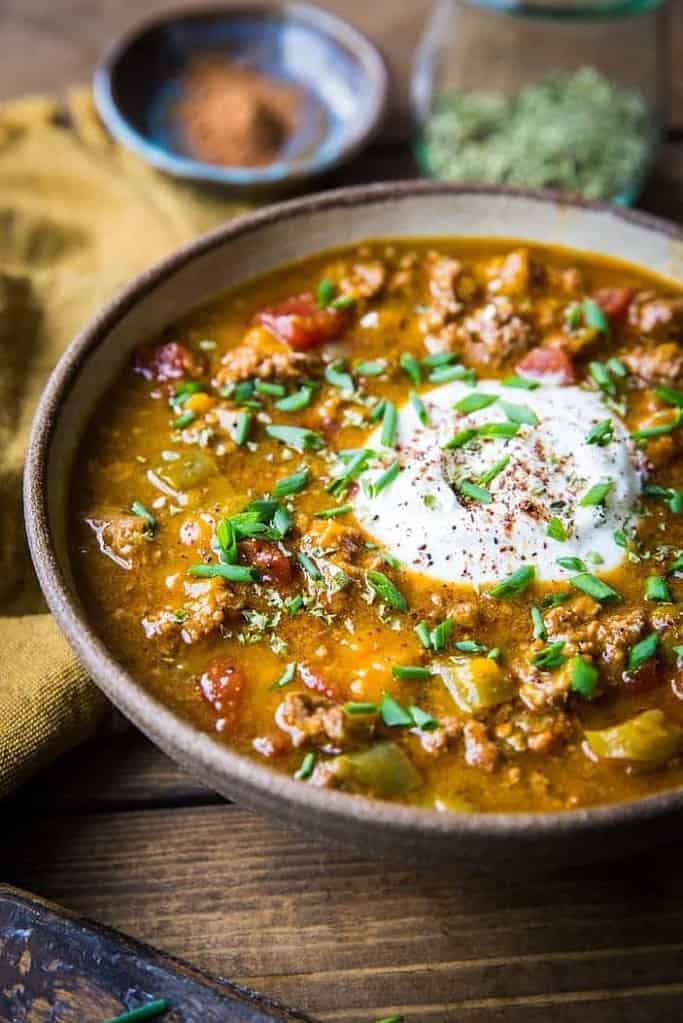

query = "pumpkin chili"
[70, 238, 683, 813]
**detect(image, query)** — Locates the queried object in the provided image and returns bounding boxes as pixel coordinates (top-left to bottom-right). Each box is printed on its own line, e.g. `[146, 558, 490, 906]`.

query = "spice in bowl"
[419, 67, 652, 202]
[174, 56, 303, 168]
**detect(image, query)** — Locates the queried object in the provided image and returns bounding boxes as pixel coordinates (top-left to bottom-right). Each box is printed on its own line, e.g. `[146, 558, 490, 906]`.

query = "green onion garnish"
[589, 361, 616, 397]
[368, 460, 400, 498]
[215, 517, 237, 563]
[410, 390, 430, 426]
[478, 455, 510, 488]
[429, 364, 476, 384]
[477, 421, 520, 439]
[297, 552, 322, 580]
[266, 424, 324, 451]
[502, 375, 539, 390]
[531, 606, 546, 641]
[557, 556, 586, 571]
[391, 665, 432, 681]
[316, 277, 335, 307]
[188, 563, 259, 582]
[454, 392, 498, 414]
[655, 384, 683, 408]
[455, 639, 488, 654]
[569, 572, 620, 602]
[380, 692, 413, 726]
[354, 359, 385, 377]
[444, 428, 478, 450]
[171, 380, 204, 409]
[580, 480, 614, 507]
[130, 500, 158, 535]
[367, 571, 408, 611]
[174, 410, 196, 430]
[606, 357, 627, 378]
[422, 352, 456, 368]
[274, 384, 316, 412]
[344, 701, 378, 715]
[582, 299, 609, 335]
[315, 504, 353, 519]
[570, 656, 598, 698]
[430, 617, 453, 652]
[531, 640, 567, 669]
[400, 352, 422, 386]
[369, 398, 387, 423]
[499, 400, 538, 426]
[631, 409, 683, 440]
[546, 517, 567, 542]
[327, 448, 372, 496]
[295, 752, 316, 780]
[273, 466, 310, 498]
[541, 591, 572, 608]
[489, 564, 535, 598]
[586, 418, 614, 446]
[331, 294, 355, 310]
[409, 706, 439, 731]
[255, 379, 286, 397]
[645, 576, 671, 602]
[626, 632, 659, 673]
[102, 1000, 169, 1023]
[668, 554, 683, 575]
[273, 662, 297, 689]
[457, 479, 492, 504]
[415, 621, 431, 649]
[381, 401, 398, 448]
[325, 359, 354, 390]
[234, 411, 252, 447]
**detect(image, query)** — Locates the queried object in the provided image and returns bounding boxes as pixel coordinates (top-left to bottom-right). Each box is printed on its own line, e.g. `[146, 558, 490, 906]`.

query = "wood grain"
[4, 805, 683, 1022]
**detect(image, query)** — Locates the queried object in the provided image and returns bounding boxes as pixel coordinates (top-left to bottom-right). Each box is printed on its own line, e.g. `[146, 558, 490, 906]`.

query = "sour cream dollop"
[353, 380, 643, 584]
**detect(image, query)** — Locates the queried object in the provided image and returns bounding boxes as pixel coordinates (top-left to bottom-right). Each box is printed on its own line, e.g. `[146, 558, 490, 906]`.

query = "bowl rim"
[24, 180, 683, 844]
[92, 1, 389, 188]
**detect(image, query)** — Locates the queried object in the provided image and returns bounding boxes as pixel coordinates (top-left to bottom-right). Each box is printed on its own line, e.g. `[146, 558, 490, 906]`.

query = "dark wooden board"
[0, 885, 318, 1023]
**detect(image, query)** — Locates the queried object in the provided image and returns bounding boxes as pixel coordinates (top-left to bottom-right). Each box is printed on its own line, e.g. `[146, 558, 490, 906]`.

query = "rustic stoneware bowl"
[25, 183, 683, 868]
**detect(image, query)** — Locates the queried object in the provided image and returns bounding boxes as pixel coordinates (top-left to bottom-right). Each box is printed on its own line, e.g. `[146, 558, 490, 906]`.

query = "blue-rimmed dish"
[93, 3, 389, 191]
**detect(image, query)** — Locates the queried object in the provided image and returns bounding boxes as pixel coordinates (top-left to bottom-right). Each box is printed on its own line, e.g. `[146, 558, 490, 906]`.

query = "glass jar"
[412, 0, 668, 204]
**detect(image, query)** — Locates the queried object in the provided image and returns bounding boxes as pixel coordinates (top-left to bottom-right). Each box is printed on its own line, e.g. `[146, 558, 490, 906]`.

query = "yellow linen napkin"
[0, 89, 249, 798]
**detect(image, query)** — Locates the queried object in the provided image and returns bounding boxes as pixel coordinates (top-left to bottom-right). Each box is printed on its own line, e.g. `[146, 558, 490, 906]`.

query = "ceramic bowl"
[24, 183, 683, 868]
[93, 3, 388, 191]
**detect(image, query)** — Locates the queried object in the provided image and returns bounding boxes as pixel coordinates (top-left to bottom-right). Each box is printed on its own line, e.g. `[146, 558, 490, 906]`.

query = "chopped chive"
[285, 593, 304, 616]
[531, 640, 567, 669]
[331, 294, 355, 310]
[626, 632, 659, 673]
[655, 384, 683, 408]
[274, 506, 293, 537]
[580, 479, 614, 507]
[266, 424, 324, 451]
[410, 390, 430, 426]
[325, 359, 354, 390]
[487, 647, 501, 661]
[569, 572, 620, 602]
[130, 500, 158, 535]
[102, 1000, 169, 1023]
[582, 299, 609, 335]
[444, 427, 478, 450]
[586, 418, 614, 446]
[174, 410, 196, 429]
[457, 479, 492, 504]
[381, 401, 398, 448]
[367, 571, 408, 611]
[477, 421, 520, 438]
[344, 701, 378, 716]
[565, 303, 583, 331]
[415, 621, 432, 649]
[606, 357, 627, 378]
[379, 692, 413, 726]
[354, 359, 385, 377]
[570, 656, 599, 698]
[454, 392, 498, 413]
[316, 504, 353, 519]
[429, 364, 477, 384]
[531, 606, 546, 641]
[477, 455, 510, 487]
[499, 400, 538, 426]
[422, 352, 456, 368]
[631, 409, 683, 440]
[297, 552, 322, 581]
[645, 576, 671, 602]
[369, 398, 387, 422]
[589, 361, 616, 397]
[255, 379, 286, 397]
[541, 591, 572, 609]
[489, 564, 535, 598]
[171, 380, 204, 408]
[430, 617, 453, 652]
[273, 662, 297, 689]
[668, 554, 683, 575]
[368, 460, 401, 498]
[455, 639, 488, 654]
[502, 374, 539, 390]
[273, 466, 310, 498]
[674, 645, 683, 658]
[188, 563, 259, 582]
[409, 705, 439, 731]
[613, 528, 629, 548]
[557, 556, 586, 571]
[391, 665, 432, 680]
[234, 411, 252, 447]
[327, 448, 372, 496]
[547, 517, 567, 542]
[295, 751, 316, 780]
[400, 352, 422, 386]
[316, 277, 335, 307]
[274, 384, 316, 412]
[216, 517, 237, 564]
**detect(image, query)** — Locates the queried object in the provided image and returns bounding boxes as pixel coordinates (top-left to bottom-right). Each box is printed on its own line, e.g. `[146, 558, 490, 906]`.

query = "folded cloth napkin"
[0, 89, 249, 798]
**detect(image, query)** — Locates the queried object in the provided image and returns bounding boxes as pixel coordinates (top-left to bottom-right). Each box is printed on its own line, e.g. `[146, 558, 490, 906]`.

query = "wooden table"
[4, 2, 683, 1020]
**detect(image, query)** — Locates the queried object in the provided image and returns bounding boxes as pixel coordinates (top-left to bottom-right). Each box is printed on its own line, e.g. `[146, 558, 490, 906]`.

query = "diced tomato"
[132, 341, 204, 382]
[256, 292, 350, 351]
[594, 287, 634, 322]
[197, 659, 245, 729]
[239, 539, 293, 585]
[299, 663, 343, 702]
[621, 658, 660, 694]
[516, 345, 576, 385]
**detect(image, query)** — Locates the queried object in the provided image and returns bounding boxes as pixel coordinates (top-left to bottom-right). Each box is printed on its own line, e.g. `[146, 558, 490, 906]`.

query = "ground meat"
[628, 291, 683, 340]
[594, 607, 649, 681]
[496, 708, 574, 755]
[214, 326, 319, 386]
[486, 249, 532, 298]
[85, 512, 150, 570]
[455, 297, 534, 368]
[418, 717, 463, 756]
[544, 265, 584, 296]
[463, 720, 499, 772]
[305, 517, 365, 573]
[622, 342, 683, 386]
[544, 595, 601, 654]
[132, 341, 204, 383]
[337, 260, 386, 299]
[141, 577, 242, 645]
[426, 256, 465, 327]
[517, 661, 572, 711]
[275, 692, 373, 750]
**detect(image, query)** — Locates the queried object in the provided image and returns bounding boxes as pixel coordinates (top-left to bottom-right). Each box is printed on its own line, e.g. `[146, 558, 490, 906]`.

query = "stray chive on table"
[4, 1, 683, 1021]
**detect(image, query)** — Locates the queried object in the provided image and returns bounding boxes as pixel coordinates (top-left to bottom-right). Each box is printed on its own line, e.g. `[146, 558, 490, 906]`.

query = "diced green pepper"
[330, 742, 422, 797]
[159, 450, 216, 490]
[435, 656, 517, 714]
[585, 709, 682, 767]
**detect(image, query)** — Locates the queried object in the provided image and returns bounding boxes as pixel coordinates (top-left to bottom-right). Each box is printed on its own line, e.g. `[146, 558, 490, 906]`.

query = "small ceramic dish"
[25, 183, 683, 868]
[93, 3, 388, 190]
